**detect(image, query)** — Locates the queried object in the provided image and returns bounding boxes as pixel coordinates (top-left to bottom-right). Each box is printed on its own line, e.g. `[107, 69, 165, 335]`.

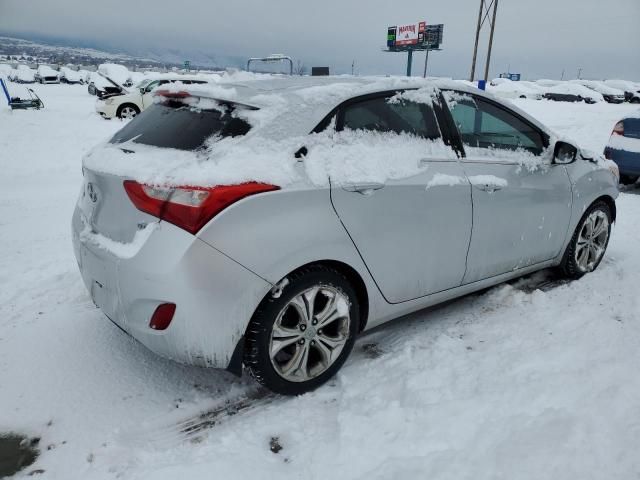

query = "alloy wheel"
[574, 210, 609, 272]
[269, 286, 351, 383]
[120, 106, 137, 119]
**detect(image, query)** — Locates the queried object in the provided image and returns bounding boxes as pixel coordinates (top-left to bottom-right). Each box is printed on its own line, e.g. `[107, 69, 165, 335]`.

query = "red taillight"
[149, 303, 176, 330]
[612, 121, 624, 136]
[154, 90, 191, 98]
[123, 180, 279, 234]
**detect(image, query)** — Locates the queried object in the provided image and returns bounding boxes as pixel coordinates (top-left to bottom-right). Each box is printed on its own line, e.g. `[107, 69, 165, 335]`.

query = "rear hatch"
[81, 93, 254, 243]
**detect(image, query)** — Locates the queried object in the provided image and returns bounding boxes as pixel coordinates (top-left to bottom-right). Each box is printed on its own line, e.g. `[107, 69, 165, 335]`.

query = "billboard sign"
[387, 23, 443, 50]
[397, 21, 426, 46]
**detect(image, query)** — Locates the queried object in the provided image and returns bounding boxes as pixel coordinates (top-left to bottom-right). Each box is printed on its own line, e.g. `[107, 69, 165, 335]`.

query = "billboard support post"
[423, 49, 430, 78]
[406, 49, 413, 77]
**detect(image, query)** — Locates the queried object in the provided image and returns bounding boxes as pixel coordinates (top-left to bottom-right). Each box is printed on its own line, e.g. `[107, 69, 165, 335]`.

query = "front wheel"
[117, 104, 140, 120]
[559, 201, 612, 278]
[244, 265, 359, 395]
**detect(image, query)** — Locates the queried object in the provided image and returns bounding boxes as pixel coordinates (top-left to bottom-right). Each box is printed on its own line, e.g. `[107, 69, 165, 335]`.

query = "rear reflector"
[612, 121, 624, 136]
[149, 303, 176, 330]
[124, 181, 279, 234]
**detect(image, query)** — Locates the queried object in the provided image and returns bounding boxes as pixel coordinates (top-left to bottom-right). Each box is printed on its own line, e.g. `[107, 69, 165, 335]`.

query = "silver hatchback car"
[72, 77, 619, 395]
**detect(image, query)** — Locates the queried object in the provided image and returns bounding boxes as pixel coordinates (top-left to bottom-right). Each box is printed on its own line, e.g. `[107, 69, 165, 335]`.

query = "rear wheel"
[559, 201, 611, 278]
[244, 265, 359, 395]
[117, 104, 140, 120]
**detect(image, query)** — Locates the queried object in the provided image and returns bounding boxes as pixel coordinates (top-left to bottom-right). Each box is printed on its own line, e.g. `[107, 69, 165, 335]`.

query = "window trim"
[442, 89, 550, 158]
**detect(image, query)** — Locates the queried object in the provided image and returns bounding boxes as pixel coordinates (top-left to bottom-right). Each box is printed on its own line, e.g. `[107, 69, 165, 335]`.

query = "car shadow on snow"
[619, 181, 640, 195]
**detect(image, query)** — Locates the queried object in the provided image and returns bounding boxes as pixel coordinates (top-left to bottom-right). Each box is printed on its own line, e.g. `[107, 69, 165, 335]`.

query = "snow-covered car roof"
[37, 65, 58, 74]
[15, 68, 35, 81]
[571, 80, 624, 96]
[604, 79, 640, 92]
[85, 74, 566, 190]
[164, 75, 553, 139]
[488, 81, 542, 96]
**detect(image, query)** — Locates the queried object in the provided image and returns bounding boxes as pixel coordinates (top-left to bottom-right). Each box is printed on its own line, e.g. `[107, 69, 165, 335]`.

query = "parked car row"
[96, 75, 208, 119]
[489, 78, 640, 104]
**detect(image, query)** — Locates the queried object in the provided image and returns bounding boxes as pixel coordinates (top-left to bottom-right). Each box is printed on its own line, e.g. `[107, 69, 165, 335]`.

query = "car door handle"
[342, 183, 385, 194]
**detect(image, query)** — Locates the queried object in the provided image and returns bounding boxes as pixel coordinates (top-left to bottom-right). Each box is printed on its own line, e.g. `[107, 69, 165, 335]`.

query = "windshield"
[135, 79, 153, 89]
[109, 98, 254, 151]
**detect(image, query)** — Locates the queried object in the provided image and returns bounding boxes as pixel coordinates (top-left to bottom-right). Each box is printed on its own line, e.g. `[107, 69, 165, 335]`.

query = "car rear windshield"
[109, 98, 254, 151]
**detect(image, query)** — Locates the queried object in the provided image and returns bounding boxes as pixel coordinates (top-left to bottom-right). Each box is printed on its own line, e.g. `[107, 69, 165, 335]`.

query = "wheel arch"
[116, 102, 140, 116]
[593, 194, 616, 223]
[292, 260, 370, 333]
[227, 259, 371, 378]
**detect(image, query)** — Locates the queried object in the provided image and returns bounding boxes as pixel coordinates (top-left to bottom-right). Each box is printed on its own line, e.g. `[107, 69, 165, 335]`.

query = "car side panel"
[195, 183, 388, 327]
[563, 158, 619, 228]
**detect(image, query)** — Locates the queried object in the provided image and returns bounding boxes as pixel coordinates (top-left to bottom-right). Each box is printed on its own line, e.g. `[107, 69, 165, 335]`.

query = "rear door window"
[339, 94, 441, 140]
[110, 99, 253, 151]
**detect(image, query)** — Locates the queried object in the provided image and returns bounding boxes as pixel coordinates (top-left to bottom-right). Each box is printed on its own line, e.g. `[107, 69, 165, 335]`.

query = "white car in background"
[535, 79, 562, 88]
[95, 75, 210, 119]
[0, 63, 12, 77]
[603, 79, 640, 103]
[488, 80, 543, 100]
[59, 67, 84, 84]
[10, 65, 36, 84]
[35, 65, 60, 84]
[570, 80, 625, 104]
[543, 83, 604, 104]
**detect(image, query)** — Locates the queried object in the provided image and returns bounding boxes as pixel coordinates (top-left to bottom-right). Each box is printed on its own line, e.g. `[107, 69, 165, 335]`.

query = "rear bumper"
[605, 147, 640, 176]
[71, 206, 271, 368]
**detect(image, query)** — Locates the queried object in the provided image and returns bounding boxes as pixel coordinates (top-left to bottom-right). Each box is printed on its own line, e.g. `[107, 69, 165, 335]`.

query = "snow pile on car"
[83, 77, 463, 188]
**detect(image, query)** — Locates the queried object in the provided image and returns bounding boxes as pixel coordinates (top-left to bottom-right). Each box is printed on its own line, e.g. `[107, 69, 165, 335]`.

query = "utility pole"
[469, 0, 484, 81]
[351, 59, 355, 76]
[469, 0, 499, 82]
[483, 0, 499, 82]
[577, 68, 582, 79]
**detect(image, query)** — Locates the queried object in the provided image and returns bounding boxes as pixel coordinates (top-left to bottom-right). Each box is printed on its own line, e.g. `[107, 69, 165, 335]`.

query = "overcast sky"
[1, 0, 638, 80]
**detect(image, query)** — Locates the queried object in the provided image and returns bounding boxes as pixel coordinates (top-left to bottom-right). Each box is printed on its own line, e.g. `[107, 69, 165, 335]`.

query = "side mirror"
[553, 141, 577, 164]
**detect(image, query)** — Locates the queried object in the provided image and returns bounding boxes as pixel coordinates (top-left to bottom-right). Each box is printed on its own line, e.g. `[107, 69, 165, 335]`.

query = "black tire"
[244, 265, 359, 395]
[559, 201, 612, 279]
[620, 175, 638, 185]
[116, 104, 140, 119]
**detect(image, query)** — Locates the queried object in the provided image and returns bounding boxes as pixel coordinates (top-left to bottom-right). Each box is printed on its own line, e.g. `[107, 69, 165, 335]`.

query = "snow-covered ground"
[1, 84, 639, 479]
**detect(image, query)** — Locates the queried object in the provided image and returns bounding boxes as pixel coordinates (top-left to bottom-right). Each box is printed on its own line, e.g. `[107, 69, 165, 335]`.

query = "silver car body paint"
[71, 77, 619, 369]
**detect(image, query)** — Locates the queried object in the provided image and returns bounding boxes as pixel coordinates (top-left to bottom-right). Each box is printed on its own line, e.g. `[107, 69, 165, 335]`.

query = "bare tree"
[294, 60, 307, 76]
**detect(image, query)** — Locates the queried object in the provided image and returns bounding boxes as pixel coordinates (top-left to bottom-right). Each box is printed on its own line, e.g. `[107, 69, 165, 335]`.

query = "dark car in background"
[605, 113, 640, 184]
